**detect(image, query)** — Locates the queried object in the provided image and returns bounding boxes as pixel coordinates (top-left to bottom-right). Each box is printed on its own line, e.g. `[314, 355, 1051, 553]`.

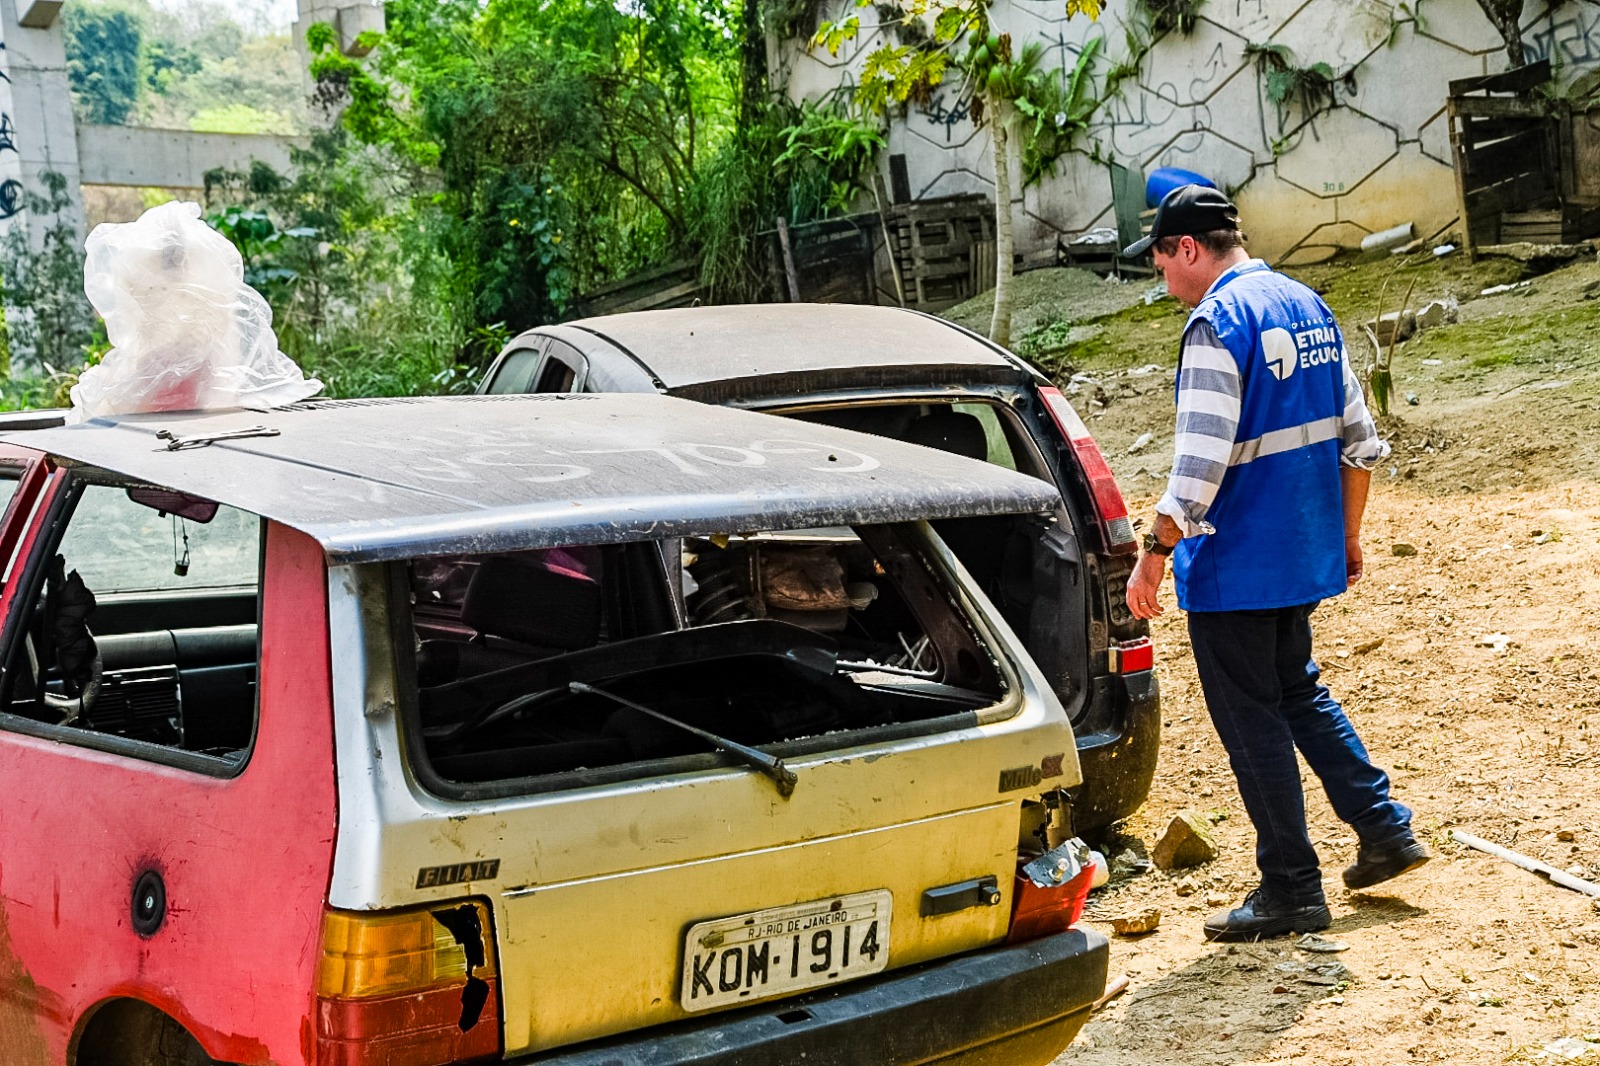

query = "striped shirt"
[1156, 317, 1390, 539]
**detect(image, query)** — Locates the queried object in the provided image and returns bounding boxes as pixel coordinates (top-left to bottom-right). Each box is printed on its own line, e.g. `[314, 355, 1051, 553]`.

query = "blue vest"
[1172, 260, 1350, 612]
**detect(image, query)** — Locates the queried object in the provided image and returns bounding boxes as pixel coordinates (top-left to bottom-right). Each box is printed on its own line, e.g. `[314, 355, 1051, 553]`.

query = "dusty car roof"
[10, 394, 1059, 563]
[564, 304, 1024, 397]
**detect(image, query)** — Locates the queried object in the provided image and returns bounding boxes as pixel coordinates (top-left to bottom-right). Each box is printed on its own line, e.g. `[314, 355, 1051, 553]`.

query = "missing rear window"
[400, 524, 1005, 795]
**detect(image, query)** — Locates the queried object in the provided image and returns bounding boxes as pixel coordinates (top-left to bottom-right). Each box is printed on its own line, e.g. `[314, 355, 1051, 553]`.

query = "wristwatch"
[1142, 532, 1174, 556]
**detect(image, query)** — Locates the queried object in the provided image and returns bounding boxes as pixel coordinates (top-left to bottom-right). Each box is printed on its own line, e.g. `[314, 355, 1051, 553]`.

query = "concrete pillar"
[0, 0, 90, 368]
[293, 0, 385, 67]
[0, 0, 86, 255]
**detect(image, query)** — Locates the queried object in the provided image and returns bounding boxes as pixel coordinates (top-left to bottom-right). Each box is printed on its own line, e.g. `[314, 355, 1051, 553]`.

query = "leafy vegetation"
[1244, 42, 1343, 116]
[200, 130, 480, 398]
[0, 172, 99, 378]
[64, 0, 305, 134]
[814, 0, 1104, 347]
[1134, 0, 1204, 37]
[310, 0, 749, 334]
[64, 6, 143, 125]
[16, 0, 897, 406]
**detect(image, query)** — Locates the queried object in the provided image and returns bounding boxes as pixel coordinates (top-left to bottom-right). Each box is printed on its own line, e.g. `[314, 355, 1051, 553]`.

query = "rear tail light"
[1038, 386, 1138, 555]
[1110, 637, 1154, 674]
[1007, 838, 1096, 944]
[316, 900, 501, 1066]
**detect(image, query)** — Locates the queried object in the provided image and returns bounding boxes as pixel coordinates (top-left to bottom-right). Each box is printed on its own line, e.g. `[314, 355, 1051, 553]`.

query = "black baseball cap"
[1122, 184, 1239, 257]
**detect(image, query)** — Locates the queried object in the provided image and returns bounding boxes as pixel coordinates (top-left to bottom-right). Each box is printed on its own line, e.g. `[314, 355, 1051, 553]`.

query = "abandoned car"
[0, 394, 1107, 1066]
[480, 303, 1159, 835]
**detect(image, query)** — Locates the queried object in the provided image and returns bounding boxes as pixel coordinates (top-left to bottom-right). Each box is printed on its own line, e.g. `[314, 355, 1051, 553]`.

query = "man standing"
[1123, 185, 1428, 941]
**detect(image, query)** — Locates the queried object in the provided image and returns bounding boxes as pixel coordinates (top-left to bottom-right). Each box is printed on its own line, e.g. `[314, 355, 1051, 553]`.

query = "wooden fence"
[763, 194, 998, 313]
[570, 259, 702, 319]
[569, 194, 1000, 319]
[883, 193, 996, 311]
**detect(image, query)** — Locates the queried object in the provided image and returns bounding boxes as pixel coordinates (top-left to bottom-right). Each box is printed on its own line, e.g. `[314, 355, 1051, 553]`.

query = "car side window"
[0, 467, 22, 521]
[534, 341, 587, 393]
[0, 478, 263, 773]
[484, 346, 546, 395]
[0, 466, 29, 582]
[953, 403, 1019, 471]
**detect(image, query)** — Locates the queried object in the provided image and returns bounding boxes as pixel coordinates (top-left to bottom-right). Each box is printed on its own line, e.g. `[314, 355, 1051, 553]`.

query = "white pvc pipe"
[1361, 222, 1415, 252]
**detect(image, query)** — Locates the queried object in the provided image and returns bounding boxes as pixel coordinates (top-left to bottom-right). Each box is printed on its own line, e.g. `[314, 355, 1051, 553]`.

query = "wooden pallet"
[884, 195, 995, 312]
[574, 259, 702, 318]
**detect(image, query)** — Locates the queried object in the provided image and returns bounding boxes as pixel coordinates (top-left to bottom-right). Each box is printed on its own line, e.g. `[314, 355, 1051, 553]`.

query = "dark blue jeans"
[1187, 603, 1412, 904]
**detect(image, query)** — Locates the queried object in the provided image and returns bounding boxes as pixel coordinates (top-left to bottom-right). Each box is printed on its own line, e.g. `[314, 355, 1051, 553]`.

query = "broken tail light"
[1007, 838, 1096, 944]
[316, 901, 501, 1066]
[1110, 637, 1154, 674]
[1037, 386, 1138, 555]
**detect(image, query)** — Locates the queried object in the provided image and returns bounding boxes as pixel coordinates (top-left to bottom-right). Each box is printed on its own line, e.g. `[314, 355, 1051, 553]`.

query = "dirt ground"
[1004, 249, 1600, 1066]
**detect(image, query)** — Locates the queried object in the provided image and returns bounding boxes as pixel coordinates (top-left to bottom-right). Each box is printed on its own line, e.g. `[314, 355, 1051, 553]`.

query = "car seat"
[418, 549, 604, 687]
[904, 408, 988, 462]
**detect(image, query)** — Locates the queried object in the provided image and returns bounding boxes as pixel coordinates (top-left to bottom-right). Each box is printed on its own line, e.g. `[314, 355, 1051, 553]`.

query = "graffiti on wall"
[1527, 5, 1600, 67]
[919, 92, 972, 140]
[0, 39, 17, 223]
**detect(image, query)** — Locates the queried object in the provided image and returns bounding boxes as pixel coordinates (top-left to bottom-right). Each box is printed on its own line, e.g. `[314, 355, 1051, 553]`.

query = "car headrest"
[904, 409, 988, 462]
[461, 550, 602, 652]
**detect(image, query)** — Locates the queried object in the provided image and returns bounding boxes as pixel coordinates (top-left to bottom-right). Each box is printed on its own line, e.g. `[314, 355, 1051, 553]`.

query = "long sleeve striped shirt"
[1155, 318, 1391, 539]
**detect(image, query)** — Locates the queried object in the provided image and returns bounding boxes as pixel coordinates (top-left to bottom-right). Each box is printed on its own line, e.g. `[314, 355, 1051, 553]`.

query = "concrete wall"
[77, 126, 307, 188]
[779, 0, 1600, 264]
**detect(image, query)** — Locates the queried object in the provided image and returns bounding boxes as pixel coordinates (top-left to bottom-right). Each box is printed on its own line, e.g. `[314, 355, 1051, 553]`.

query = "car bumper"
[510, 927, 1110, 1066]
[1069, 668, 1161, 834]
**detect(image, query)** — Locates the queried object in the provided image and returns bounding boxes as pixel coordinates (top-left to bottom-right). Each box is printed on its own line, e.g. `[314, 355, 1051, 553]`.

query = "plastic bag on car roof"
[68, 200, 322, 423]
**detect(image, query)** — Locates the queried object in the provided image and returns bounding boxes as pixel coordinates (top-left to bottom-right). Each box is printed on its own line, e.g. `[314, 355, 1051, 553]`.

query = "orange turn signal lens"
[317, 901, 496, 999]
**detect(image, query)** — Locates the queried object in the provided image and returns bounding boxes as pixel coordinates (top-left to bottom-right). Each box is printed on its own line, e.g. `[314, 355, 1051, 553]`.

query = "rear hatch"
[309, 403, 1076, 1056]
[351, 518, 1083, 1055]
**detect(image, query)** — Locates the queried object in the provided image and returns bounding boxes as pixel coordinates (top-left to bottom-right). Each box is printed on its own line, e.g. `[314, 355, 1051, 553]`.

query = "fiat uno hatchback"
[0, 394, 1106, 1066]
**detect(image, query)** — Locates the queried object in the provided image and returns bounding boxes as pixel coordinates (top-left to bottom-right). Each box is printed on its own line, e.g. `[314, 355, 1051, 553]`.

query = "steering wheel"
[44, 650, 102, 725]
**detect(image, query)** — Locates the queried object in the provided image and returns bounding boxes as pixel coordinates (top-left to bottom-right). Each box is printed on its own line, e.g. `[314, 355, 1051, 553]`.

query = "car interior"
[0, 474, 261, 770]
[788, 401, 1091, 721]
[404, 522, 1010, 789]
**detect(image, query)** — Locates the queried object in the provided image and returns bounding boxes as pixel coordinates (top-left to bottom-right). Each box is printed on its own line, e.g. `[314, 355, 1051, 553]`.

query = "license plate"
[680, 890, 892, 1012]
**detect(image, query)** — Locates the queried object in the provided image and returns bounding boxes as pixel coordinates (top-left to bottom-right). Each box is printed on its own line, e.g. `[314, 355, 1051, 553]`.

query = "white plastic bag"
[69, 201, 322, 422]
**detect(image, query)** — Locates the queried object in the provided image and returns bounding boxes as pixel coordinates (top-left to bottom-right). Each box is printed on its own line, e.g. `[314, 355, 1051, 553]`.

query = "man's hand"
[1346, 534, 1364, 585]
[1126, 552, 1166, 619]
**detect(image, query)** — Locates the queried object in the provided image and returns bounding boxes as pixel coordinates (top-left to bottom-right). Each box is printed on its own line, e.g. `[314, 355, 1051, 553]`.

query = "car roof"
[9, 395, 1059, 563]
[559, 304, 1030, 401]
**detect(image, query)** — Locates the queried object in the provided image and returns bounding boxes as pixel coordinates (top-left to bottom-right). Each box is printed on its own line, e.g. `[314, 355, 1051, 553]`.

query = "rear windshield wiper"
[570, 682, 798, 799]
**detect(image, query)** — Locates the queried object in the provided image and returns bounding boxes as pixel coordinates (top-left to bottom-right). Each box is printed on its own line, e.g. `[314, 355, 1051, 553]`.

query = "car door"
[0, 466, 338, 1066]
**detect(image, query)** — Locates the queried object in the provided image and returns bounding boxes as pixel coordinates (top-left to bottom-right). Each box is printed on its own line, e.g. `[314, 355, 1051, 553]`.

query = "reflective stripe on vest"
[1229, 414, 1342, 467]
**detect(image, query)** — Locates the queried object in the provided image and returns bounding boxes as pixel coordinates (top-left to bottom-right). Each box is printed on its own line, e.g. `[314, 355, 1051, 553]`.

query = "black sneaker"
[1343, 836, 1431, 890]
[1202, 888, 1331, 942]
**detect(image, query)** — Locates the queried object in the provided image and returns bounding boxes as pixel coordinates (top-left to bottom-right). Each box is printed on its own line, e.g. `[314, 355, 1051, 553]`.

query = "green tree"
[310, 0, 744, 340]
[816, 0, 1101, 347]
[202, 132, 479, 398]
[64, 4, 144, 125]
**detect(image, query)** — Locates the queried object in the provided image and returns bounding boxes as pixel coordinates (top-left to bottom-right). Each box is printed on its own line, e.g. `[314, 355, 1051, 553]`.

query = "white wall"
[0, 0, 85, 253]
[779, 0, 1600, 263]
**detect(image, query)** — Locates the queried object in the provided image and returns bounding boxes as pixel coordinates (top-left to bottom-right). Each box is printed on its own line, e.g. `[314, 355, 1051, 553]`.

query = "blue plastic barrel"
[1145, 166, 1217, 208]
